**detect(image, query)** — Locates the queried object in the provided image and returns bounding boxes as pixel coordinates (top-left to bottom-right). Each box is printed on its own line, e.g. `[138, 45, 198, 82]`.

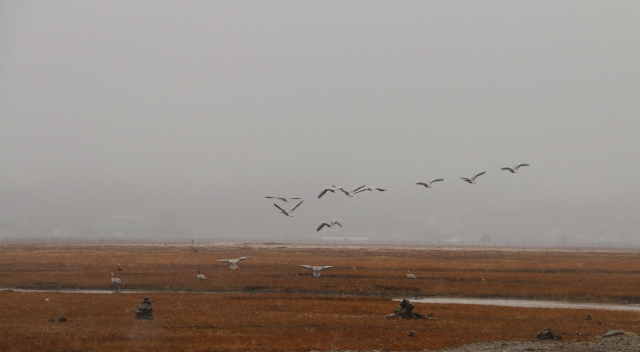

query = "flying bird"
[273, 200, 303, 217]
[353, 185, 386, 193]
[217, 256, 250, 269]
[339, 186, 364, 197]
[461, 171, 486, 184]
[318, 185, 344, 199]
[300, 265, 334, 277]
[501, 163, 529, 173]
[416, 179, 444, 188]
[111, 273, 124, 284]
[196, 269, 208, 281]
[317, 221, 342, 232]
[265, 196, 301, 202]
[406, 271, 417, 279]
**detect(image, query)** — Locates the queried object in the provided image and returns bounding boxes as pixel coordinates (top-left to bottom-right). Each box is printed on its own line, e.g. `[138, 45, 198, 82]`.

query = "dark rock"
[536, 328, 562, 340]
[58, 317, 67, 322]
[135, 296, 153, 320]
[386, 299, 428, 319]
[603, 329, 624, 337]
[48, 318, 55, 322]
[586, 314, 592, 320]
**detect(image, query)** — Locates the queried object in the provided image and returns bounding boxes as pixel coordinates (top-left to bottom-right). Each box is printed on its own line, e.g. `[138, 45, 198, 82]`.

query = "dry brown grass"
[1, 244, 640, 351]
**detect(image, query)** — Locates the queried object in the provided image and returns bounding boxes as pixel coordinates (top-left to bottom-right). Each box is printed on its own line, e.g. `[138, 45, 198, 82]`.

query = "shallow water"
[398, 297, 640, 311]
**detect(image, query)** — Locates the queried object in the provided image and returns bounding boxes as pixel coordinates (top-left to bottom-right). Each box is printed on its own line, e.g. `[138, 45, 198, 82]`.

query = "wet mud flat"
[0, 243, 639, 351]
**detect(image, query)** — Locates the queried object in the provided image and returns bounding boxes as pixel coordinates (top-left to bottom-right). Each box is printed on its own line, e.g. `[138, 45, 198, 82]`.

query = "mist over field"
[1, 1, 639, 243]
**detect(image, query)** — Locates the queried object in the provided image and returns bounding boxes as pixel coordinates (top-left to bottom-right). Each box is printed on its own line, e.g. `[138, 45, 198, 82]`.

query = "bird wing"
[374, 188, 386, 191]
[461, 178, 471, 182]
[317, 223, 328, 231]
[318, 189, 331, 198]
[416, 182, 426, 186]
[319, 266, 334, 270]
[265, 196, 276, 199]
[353, 189, 366, 194]
[516, 163, 529, 169]
[431, 178, 444, 183]
[289, 197, 301, 200]
[273, 203, 287, 213]
[290, 200, 303, 212]
[472, 171, 486, 180]
[334, 222, 342, 227]
[300, 265, 314, 270]
[217, 259, 231, 263]
[353, 185, 366, 192]
[236, 256, 250, 262]
[501, 167, 513, 171]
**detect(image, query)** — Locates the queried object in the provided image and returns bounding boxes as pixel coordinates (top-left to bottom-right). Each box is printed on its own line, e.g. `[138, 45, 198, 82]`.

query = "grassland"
[1, 243, 639, 351]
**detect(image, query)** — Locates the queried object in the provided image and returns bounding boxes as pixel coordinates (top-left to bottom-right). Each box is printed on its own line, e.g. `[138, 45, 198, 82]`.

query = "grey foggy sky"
[1, 1, 639, 240]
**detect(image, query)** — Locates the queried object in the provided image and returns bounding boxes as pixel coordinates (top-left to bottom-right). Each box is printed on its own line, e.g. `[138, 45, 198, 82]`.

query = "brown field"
[1, 243, 640, 351]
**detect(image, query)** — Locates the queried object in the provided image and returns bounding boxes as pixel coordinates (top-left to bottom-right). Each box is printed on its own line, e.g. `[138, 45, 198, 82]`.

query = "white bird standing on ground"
[197, 269, 208, 280]
[461, 171, 486, 184]
[217, 256, 250, 269]
[501, 163, 529, 173]
[416, 179, 444, 188]
[406, 271, 417, 279]
[273, 200, 303, 217]
[318, 185, 344, 199]
[300, 265, 334, 277]
[353, 185, 386, 193]
[317, 221, 342, 232]
[265, 196, 302, 202]
[111, 272, 124, 284]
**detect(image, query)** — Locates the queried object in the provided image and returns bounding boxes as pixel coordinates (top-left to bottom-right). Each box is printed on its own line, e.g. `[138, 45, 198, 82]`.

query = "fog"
[1, 1, 639, 243]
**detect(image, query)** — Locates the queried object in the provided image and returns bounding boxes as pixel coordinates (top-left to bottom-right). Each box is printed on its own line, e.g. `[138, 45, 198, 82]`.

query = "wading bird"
[111, 273, 124, 284]
[318, 185, 344, 199]
[265, 196, 302, 202]
[416, 179, 444, 188]
[461, 171, 486, 184]
[300, 265, 334, 277]
[353, 185, 386, 193]
[501, 163, 529, 173]
[406, 271, 417, 279]
[190, 239, 198, 254]
[273, 200, 303, 217]
[217, 256, 250, 269]
[197, 269, 208, 281]
[317, 221, 342, 232]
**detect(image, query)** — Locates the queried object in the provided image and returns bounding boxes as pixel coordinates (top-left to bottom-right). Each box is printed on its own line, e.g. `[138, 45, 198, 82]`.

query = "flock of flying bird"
[109, 163, 529, 286]
[267, 163, 529, 231]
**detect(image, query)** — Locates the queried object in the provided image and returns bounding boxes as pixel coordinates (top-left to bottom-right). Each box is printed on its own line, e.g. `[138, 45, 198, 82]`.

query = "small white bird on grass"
[197, 269, 208, 281]
[416, 179, 444, 188]
[461, 171, 486, 184]
[111, 273, 124, 284]
[317, 221, 342, 232]
[273, 200, 303, 217]
[501, 163, 529, 173]
[300, 265, 334, 277]
[265, 196, 302, 202]
[217, 256, 250, 269]
[406, 271, 417, 279]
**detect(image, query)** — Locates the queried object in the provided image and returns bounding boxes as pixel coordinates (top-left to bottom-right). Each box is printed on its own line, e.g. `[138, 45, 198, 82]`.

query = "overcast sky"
[1, 1, 639, 241]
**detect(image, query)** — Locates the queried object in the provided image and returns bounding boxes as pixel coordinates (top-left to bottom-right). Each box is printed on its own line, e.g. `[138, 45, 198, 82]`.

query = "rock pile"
[536, 327, 562, 340]
[135, 296, 153, 320]
[386, 299, 432, 319]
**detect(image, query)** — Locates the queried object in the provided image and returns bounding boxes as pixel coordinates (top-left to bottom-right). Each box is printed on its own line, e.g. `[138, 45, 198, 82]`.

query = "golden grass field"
[1, 243, 640, 351]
